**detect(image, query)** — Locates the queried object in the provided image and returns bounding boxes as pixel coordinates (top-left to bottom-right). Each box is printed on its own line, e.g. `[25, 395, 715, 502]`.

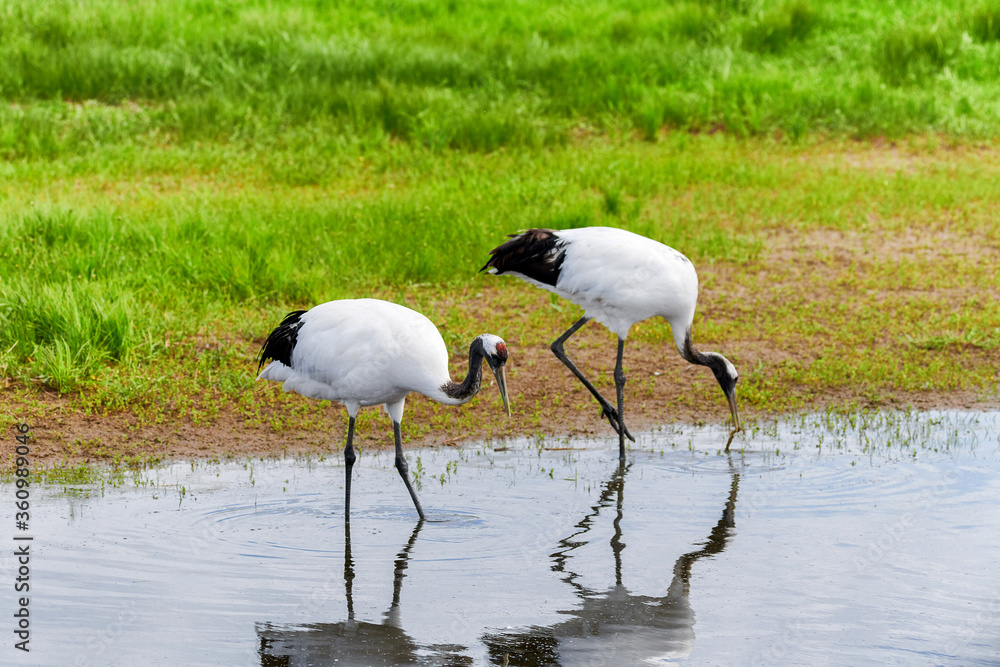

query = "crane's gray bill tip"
[493, 366, 511, 417]
[726, 388, 740, 432]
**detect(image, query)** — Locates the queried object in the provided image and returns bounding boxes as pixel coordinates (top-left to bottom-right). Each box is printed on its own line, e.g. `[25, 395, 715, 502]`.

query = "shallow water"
[2, 410, 1000, 666]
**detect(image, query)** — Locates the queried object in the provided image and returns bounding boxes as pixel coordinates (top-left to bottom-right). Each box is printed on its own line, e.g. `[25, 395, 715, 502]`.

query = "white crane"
[483, 227, 740, 458]
[257, 298, 511, 521]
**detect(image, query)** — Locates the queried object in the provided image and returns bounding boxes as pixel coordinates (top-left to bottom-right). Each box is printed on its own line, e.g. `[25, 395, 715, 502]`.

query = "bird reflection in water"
[483, 458, 740, 666]
[255, 520, 472, 666]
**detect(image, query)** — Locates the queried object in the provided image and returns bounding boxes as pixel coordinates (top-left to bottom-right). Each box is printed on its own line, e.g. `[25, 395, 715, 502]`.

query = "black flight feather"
[481, 228, 566, 287]
[257, 310, 307, 373]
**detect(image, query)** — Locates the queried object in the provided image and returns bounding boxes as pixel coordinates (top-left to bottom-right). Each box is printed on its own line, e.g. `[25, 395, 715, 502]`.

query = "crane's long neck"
[666, 312, 707, 366]
[678, 327, 713, 367]
[440, 338, 486, 404]
[676, 323, 741, 433]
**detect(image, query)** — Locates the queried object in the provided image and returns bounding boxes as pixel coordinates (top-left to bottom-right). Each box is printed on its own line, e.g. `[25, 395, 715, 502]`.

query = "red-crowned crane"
[257, 298, 511, 521]
[483, 227, 739, 458]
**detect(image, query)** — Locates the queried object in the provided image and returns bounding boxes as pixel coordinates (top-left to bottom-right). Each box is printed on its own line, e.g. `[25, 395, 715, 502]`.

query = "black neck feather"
[681, 328, 735, 392]
[680, 328, 712, 367]
[441, 338, 486, 402]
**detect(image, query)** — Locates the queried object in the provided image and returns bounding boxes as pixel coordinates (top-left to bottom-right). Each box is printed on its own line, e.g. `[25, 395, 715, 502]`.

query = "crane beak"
[723, 387, 741, 452]
[491, 365, 511, 417]
[726, 388, 741, 432]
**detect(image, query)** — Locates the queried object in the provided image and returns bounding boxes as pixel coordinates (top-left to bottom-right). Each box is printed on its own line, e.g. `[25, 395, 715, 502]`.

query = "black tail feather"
[481, 228, 565, 287]
[257, 310, 307, 373]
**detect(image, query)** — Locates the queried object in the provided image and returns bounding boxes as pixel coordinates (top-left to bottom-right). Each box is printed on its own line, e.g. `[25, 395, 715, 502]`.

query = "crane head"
[479, 334, 512, 417]
[679, 330, 741, 444]
[704, 352, 740, 436]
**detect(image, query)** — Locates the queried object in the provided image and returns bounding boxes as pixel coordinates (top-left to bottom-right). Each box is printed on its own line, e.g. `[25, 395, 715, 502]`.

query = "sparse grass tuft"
[969, 3, 1000, 41]
[874, 23, 961, 86]
[742, 1, 819, 54]
[670, 4, 721, 41]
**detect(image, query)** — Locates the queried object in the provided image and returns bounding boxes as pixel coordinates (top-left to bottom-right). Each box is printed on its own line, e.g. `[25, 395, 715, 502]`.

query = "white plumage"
[258, 298, 511, 520]
[519, 227, 699, 343]
[484, 227, 740, 456]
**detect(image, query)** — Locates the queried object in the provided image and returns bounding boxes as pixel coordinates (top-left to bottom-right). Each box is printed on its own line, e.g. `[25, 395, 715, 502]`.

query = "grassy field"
[2, 0, 1000, 465]
[4, 0, 1000, 158]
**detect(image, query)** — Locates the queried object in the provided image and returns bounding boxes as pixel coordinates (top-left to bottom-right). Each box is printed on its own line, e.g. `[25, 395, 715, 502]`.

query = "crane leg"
[614, 337, 628, 461]
[344, 416, 357, 521]
[393, 421, 427, 521]
[551, 317, 635, 444]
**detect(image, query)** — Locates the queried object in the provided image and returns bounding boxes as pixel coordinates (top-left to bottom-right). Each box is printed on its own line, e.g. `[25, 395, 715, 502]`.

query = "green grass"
[2, 0, 1000, 442]
[741, 1, 819, 54]
[3, 132, 999, 425]
[874, 23, 962, 86]
[3, 0, 1000, 162]
[970, 2, 1000, 41]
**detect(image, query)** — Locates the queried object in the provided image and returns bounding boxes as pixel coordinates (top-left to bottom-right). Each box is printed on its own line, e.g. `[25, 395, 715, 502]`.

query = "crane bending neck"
[679, 327, 712, 367]
[440, 338, 486, 404]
